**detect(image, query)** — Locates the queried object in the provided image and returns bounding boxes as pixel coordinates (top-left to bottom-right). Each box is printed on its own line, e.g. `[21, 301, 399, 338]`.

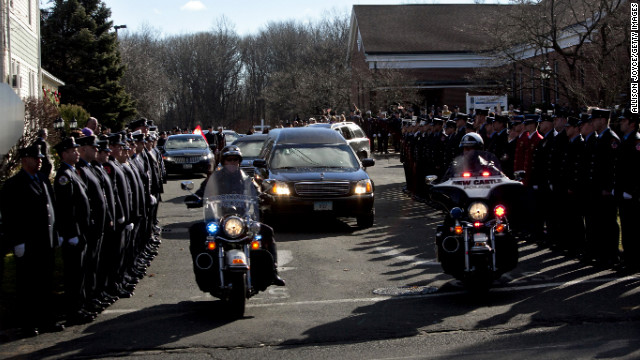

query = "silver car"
[307, 122, 371, 159]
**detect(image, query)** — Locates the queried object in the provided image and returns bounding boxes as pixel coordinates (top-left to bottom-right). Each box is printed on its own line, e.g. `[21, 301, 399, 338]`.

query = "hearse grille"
[294, 181, 350, 196]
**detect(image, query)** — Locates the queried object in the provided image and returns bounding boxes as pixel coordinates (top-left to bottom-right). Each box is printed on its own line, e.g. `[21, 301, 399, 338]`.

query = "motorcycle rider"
[442, 132, 502, 181]
[196, 145, 285, 286]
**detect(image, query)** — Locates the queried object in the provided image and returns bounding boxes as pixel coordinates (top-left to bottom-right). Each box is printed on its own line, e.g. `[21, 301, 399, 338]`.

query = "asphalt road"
[1, 154, 639, 359]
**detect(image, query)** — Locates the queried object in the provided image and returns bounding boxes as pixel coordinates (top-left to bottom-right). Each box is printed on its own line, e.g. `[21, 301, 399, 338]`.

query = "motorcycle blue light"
[206, 222, 219, 235]
[450, 207, 463, 219]
[254, 234, 263, 241]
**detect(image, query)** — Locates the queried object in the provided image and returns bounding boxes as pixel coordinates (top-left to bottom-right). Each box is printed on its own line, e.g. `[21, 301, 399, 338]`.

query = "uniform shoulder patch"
[611, 139, 619, 149]
[58, 175, 70, 186]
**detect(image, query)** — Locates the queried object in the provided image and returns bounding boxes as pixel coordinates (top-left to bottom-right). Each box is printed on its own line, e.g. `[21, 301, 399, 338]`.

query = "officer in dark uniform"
[530, 114, 556, 243]
[579, 112, 599, 262]
[487, 115, 510, 170]
[32, 129, 54, 178]
[615, 108, 640, 273]
[106, 134, 135, 297]
[430, 117, 448, 179]
[0, 145, 63, 336]
[413, 121, 428, 199]
[475, 109, 489, 142]
[445, 113, 468, 168]
[561, 116, 586, 255]
[94, 139, 124, 305]
[75, 135, 109, 311]
[53, 137, 95, 325]
[591, 108, 620, 267]
[549, 109, 570, 247]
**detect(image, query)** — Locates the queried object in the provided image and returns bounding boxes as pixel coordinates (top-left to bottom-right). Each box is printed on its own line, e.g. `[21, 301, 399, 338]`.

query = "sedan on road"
[161, 134, 214, 175]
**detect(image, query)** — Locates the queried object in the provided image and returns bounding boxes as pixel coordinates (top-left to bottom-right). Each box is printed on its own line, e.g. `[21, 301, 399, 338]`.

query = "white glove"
[14, 244, 25, 258]
[58, 237, 64, 247]
[125, 223, 134, 231]
[378, 133, 381, 137]
[611, 189, 615, 196]
[388, 133, 391, 137]
[549, 184, 554, 191]
[373, 134, 377, 138]
[68, 237, 79, 246]
[150, 195, 157, 206]
[623, 192, 633, 200]
[117, 217, 125, 224]
[532, 185, 539, 190]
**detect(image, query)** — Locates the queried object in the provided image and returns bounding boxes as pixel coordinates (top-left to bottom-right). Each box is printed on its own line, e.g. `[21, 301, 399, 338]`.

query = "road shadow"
[0, 300, 239, 359]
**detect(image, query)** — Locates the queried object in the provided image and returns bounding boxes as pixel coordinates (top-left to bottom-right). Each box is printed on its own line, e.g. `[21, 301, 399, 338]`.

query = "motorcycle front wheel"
[227, 273, 247, 318]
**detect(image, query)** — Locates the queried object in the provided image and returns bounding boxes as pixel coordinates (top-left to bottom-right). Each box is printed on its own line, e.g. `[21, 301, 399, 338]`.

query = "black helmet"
[459, 132, 484, 149]
[221, 145, 243, 162]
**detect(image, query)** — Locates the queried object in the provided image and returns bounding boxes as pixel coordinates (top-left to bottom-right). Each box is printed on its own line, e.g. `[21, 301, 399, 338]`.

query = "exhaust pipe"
[442, 236, 460, 253]
[195, 253, 214, 270]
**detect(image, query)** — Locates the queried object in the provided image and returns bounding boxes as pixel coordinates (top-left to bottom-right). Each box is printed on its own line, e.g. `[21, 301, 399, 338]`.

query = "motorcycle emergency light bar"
[482, 171, 491, 177]
[462, 172, 472, 178]
[454, 226, 464, 235]
[473, 222, 482, 228]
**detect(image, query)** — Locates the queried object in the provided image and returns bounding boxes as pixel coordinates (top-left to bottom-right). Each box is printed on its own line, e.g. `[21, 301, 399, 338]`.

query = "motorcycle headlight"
[354, 179, 373, 195]
[468, 202, 489, 222]
[270, 181, 291, 196]
[223, 216, 245, 238]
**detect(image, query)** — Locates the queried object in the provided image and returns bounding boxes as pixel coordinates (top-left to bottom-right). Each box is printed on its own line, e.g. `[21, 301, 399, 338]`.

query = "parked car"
[253, 127, 375, 228]
[307, 122, 370, 159]
[161, 134, 214, 175]
[231, 133, 268, 177]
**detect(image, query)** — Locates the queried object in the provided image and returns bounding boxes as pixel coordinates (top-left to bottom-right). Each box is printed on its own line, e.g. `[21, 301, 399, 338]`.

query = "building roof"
[352, 4, 509, 54]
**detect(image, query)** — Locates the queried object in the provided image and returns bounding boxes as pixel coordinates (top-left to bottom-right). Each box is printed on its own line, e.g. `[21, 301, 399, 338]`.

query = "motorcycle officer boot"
[273, 266, 286, 286]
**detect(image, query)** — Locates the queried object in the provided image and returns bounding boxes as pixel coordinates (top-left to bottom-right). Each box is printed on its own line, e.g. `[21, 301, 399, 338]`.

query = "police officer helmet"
[221, 145, 243, 163]
[459, 133, 484, 149]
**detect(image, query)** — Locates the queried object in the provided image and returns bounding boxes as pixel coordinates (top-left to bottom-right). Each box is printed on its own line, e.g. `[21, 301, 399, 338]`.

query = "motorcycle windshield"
[441, 150, 504, 182]
[201, 168, 260, 224]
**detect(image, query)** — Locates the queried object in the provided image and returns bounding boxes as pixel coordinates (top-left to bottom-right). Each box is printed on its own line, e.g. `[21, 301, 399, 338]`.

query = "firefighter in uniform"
[590, 108, 620, 267]
[615, 108, 640, 273]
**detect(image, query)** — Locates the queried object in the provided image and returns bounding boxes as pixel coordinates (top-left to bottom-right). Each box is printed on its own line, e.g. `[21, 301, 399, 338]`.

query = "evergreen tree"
[41, 0, 136, 130]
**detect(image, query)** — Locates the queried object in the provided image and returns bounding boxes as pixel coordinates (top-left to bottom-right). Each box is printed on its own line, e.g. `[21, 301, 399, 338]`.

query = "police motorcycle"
[181, 163, 277, 317]
[425, 133, 523, 291]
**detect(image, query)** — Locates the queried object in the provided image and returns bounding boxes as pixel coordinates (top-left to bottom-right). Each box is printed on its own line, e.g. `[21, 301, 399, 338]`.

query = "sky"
[96, 0, 507, 37]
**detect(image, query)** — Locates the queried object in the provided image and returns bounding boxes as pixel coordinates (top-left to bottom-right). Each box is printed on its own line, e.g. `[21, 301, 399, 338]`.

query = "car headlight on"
[223, 216, 245, 238]
[202, 153, 212, 160]
[468, 202, 489, 222]
[270, 181, 291, 196]
[163, 155, 173, 162]
[354, 179, 373, 195]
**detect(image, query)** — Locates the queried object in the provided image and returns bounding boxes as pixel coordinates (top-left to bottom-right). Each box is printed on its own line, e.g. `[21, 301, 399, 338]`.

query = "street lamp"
[114, 24, 127, 37]
[54, 116, 66, 138]
[541, 62, 552, 107]
[70, 117, 78, 129]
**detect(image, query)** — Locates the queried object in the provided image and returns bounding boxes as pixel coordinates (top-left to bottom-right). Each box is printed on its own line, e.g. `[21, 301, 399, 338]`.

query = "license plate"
[314, 201, 333, 211]
[473, 233, 488, 242]
[183, 164, 192, 169]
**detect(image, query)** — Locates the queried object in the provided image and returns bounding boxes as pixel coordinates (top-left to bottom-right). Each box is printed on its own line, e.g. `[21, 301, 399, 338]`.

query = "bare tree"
[471, 0, 629, 110]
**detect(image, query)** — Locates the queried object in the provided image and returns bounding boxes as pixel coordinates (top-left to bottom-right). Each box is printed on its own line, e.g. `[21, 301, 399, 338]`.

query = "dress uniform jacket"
[616, 131, 640, 267]
[76, 159, 108, 241]
[530, 129, 556, 190]
[54, 162, 91, 314]
[550, 130, 569, 192]
[594, 128, 620, 193]
[487, 129, 509, 171]
[1, 169, 57, 327]
[54, 163, 91, 242]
